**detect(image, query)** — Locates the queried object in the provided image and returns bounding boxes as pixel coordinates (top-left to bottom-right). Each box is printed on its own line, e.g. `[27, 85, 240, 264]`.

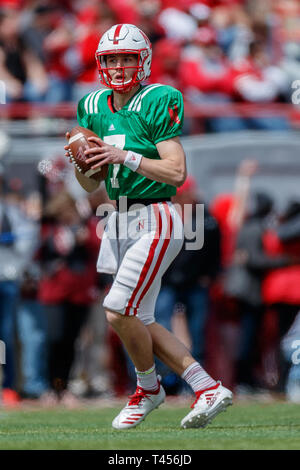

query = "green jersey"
[77, 83, 184, 200]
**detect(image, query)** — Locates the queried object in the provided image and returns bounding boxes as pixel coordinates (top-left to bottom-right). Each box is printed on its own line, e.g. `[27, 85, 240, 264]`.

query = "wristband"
[124, 151, 142, 172]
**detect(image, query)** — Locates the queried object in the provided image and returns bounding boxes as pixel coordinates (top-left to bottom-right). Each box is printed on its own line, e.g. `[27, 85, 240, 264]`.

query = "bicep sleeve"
[146, 89, 184, 144]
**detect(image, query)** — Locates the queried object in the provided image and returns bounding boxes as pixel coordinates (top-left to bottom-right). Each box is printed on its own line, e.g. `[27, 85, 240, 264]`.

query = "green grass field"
[0, 401, 299, 450]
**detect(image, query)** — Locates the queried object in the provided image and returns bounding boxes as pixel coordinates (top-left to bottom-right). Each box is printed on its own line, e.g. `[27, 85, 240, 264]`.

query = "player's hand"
[84, 136, 127, 170]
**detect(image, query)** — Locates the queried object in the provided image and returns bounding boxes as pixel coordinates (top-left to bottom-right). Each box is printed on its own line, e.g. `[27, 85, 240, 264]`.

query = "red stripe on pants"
[133, 202, 173, 315]
[124, 204, 161, 316]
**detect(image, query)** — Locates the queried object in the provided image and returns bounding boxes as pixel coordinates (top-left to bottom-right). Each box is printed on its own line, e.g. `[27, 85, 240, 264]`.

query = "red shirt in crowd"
[38, 217, 100, 306]
[262, 230, 300, 305]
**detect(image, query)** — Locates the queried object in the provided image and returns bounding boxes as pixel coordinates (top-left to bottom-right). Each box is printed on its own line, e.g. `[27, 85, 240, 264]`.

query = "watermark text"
[0, 340, 5, 365]
[95, 198, 205, 250]
[0, 81, 6, 104]
[291, 340, 300, 365]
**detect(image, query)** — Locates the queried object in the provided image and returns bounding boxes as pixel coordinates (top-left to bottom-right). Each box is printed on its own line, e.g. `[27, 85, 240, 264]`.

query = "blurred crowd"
[1, 0, 300, 130]
[1, 0, 300, 407]
[1, 154, 300, 407]
[0, 159, 114, 406]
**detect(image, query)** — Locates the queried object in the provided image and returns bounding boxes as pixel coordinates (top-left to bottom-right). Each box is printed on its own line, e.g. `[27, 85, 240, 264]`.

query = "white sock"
[181, 362, 217, 393]
[136, 364, 159, 392]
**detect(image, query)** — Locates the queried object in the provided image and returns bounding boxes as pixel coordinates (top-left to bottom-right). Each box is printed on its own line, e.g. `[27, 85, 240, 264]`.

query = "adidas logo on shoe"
[181, 381, 233, 429]
[205, 393, 218, 407]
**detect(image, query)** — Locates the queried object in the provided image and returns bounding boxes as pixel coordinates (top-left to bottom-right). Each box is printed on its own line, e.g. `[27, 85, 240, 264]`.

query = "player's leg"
[105, 309, 155, 372]
[104, 309, 165, 430]
[147, 321, 233, 428]
[144, 301, 217, 391]
[102, 203, 177, 429]
[104, 201, 232, 429]
[135, 237, 232, 429]
[121, 201, 233, 429]
[147, 321, 195, 375]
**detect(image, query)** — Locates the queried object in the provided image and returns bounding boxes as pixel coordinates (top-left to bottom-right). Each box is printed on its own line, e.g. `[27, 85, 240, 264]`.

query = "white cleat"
[181, 381, 233, 429]
[112, 382, 166, 430]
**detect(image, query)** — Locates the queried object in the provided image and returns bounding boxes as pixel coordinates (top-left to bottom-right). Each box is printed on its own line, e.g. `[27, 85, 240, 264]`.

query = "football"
[67, 126, 108, 181]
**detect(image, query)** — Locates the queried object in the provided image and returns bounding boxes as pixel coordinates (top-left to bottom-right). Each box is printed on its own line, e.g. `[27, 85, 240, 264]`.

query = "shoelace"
[191, 391, 203, 409]
[128, 387, 147, 407]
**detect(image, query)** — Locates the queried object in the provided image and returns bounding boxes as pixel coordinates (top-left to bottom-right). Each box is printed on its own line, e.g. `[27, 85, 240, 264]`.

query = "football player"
[65, 24, 232, 429]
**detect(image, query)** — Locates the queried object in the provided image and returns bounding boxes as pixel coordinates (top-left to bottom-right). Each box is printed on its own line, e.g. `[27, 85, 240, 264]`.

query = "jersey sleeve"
[77, 95, 92, 129]
[145, 88, 184, 144]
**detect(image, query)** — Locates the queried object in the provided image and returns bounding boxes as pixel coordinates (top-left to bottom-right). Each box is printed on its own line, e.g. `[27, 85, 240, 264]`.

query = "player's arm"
[84, 135, 187, 188]
[137, 136, 187, 187]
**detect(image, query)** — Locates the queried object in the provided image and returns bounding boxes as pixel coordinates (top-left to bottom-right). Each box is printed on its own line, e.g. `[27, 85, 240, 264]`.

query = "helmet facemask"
[95, 49, 150, 94]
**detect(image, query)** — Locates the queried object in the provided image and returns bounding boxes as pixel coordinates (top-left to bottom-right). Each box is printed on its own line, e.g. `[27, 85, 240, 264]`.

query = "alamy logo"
[0, 340, 5, 364]
[291, 80, 300, 105]
[0, 81, 6, 104]
[291, 340, 300, 365]
[96, 198, 205, 250]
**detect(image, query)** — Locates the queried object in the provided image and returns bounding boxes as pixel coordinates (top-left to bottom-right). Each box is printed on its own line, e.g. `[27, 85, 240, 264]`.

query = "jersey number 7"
[103, 134, 126, 188]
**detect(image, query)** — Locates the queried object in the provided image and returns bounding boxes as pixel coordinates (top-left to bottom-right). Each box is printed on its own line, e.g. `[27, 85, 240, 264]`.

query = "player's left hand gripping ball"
[65, 126, 108, 181]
